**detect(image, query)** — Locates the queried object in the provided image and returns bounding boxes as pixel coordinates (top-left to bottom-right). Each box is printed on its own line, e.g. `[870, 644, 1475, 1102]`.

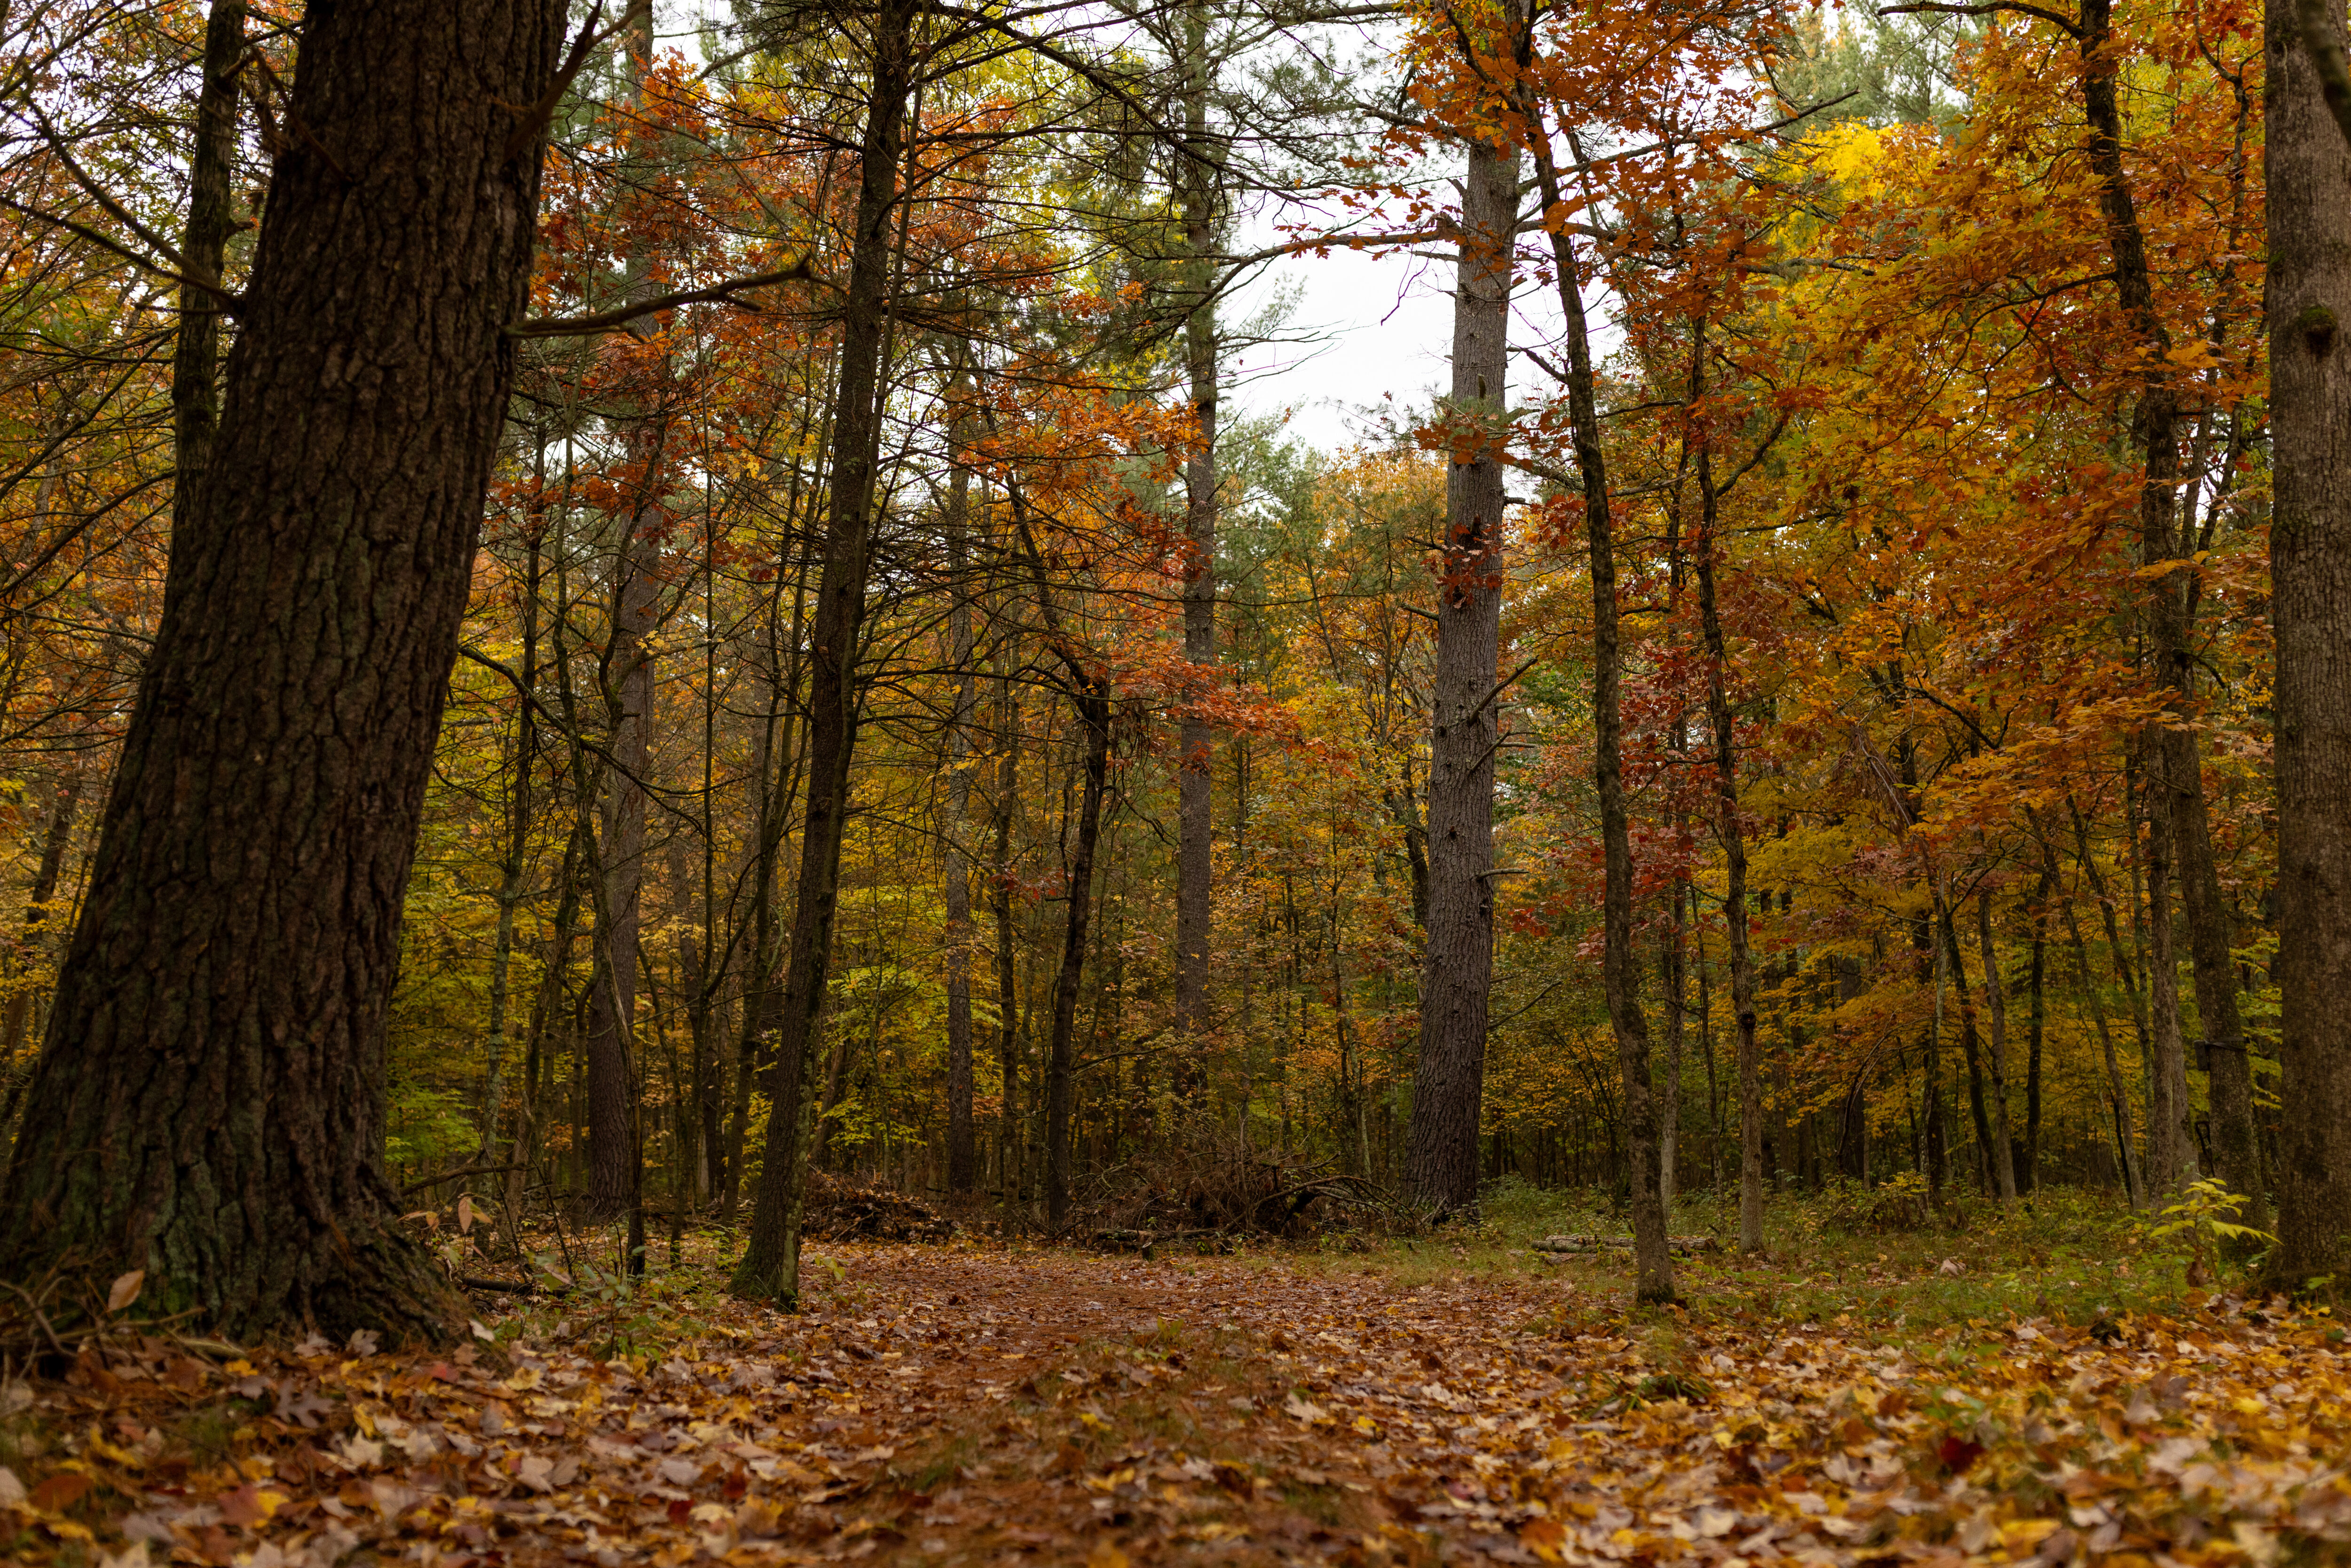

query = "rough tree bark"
[1401, 114, 1514, 1219]
[2267, 0, 2351, 1290]
[733, 0, 916, 1304]
[0, 0, 565, 1341]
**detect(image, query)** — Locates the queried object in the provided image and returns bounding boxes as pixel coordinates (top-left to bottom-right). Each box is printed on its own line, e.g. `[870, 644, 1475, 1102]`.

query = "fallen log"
[1531, 1233, 1720, 1255]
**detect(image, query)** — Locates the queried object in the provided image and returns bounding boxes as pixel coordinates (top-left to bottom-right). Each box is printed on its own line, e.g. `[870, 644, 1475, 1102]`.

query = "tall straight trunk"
[170, 0, 245, 538]
[725, 572, 809, 1218]
[1044, 691, 1111, 1229]
[1972, 889, 2021, 1201]
[2026, 849, 2052, 1192]
[1172, 0, 1219, 1059]
[584, 0, 663, 1221]
[1402, 115, 1514, 1218]
[2139, 742, 2195, 1190]
[2168, 738, 2263, 1221]
[0, 0, 564, 1340]
[504, 817, 589, 1245]
[478, 528, 543, 1150]
[1936, 894, 2008, 1195]
[993, 691, 1022, 1198]
[2060, 884, 2144, 1209]
[1659, 886, 1685, 1211]
[2268, 0, 2351, 1289]
[1517, 65, 1671, 1302]
[941, 411, 978, 1193]
[2071, 796, 2155, 1097]
[733, 0, 918, 1303]
[2082, 0, 2244, 1200]
[584, 515, 658, 1216]
[1696, 459, 1763, 1253]
[663, 840, 708, 1204]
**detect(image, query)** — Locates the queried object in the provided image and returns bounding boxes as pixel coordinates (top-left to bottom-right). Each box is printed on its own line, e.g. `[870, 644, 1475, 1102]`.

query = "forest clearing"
[3, 0, 2351, 1559]
[5, 1191, 2350, 1566]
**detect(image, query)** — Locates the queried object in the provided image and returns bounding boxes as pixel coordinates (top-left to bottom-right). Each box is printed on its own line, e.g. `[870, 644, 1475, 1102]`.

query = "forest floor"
[4, 1188, 2348, 1567]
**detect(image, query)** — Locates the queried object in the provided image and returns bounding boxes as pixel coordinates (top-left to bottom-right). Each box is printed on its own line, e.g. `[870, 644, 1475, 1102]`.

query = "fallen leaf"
[30, 1471, 92, 1513]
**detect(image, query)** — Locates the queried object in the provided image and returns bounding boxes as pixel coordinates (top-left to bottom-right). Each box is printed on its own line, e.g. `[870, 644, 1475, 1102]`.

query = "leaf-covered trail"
[6, 1240, 2349, 1566]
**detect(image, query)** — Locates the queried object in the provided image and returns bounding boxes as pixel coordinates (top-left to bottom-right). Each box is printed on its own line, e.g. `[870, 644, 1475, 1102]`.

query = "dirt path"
[6, 1239, 2347, 1566]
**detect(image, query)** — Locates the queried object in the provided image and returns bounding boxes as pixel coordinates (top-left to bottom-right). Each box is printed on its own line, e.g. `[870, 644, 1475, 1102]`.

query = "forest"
[0, 0, 2348, 1560]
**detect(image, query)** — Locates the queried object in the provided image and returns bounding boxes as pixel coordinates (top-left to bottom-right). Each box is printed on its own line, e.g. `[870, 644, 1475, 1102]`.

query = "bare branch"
[507, 259, 816, 338]
[1877, 2, 2082, 39]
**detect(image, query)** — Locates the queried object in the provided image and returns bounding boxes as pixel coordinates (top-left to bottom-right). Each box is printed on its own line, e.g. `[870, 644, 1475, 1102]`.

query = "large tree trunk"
[1401, 121, 1513, 1219]
[2266, 0, 2351, 1290]
[1172, 0, 1219, 1066]
[0, 0, 563, 1341]
[732, 0, 916, 1304]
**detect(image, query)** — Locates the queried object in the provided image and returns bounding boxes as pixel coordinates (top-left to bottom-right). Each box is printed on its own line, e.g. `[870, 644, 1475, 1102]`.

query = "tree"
[733, 0, 921, 1305]
[2266, 0, 2351, 1290]
[1402, 36, 1515, 1218]
[0, 0, 569, 1340]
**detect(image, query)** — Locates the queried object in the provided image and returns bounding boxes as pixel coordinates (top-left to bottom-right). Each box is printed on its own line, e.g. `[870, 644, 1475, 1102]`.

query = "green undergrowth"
[1257, 1177, 2235, 1336]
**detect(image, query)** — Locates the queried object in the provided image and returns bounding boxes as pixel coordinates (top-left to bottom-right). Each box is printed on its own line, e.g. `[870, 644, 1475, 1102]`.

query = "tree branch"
[508, 259, 815, 338]
[1877, 1, 2082, 39]
[500, 1, 627, 165]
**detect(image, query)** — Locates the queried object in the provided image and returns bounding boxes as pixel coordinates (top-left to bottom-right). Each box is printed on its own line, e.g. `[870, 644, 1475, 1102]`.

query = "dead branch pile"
[1531, 1233, 1720, 1256]
[803, 1171, 955, 1243]
[1083, 1127, 1383, 1249]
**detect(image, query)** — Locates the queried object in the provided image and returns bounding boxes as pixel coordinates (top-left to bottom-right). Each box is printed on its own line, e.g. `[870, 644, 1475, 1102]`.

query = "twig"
[403, 1161, 527, 1195]
[1, 1278, 71, 1361]
[459, 1275, 568, 1298]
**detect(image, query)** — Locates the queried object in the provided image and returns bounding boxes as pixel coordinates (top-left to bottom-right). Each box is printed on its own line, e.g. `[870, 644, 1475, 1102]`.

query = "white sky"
[659, 4, 1589, 463]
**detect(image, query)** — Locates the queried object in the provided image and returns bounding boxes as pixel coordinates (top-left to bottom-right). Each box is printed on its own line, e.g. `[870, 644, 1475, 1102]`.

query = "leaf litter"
[2, 1237, 2345, 1565]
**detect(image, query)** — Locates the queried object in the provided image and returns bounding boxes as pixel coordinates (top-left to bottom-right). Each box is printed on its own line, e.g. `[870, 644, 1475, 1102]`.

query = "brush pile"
[803, 1170, 955, 1242]
[1085, 1126, 1383, 1249]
